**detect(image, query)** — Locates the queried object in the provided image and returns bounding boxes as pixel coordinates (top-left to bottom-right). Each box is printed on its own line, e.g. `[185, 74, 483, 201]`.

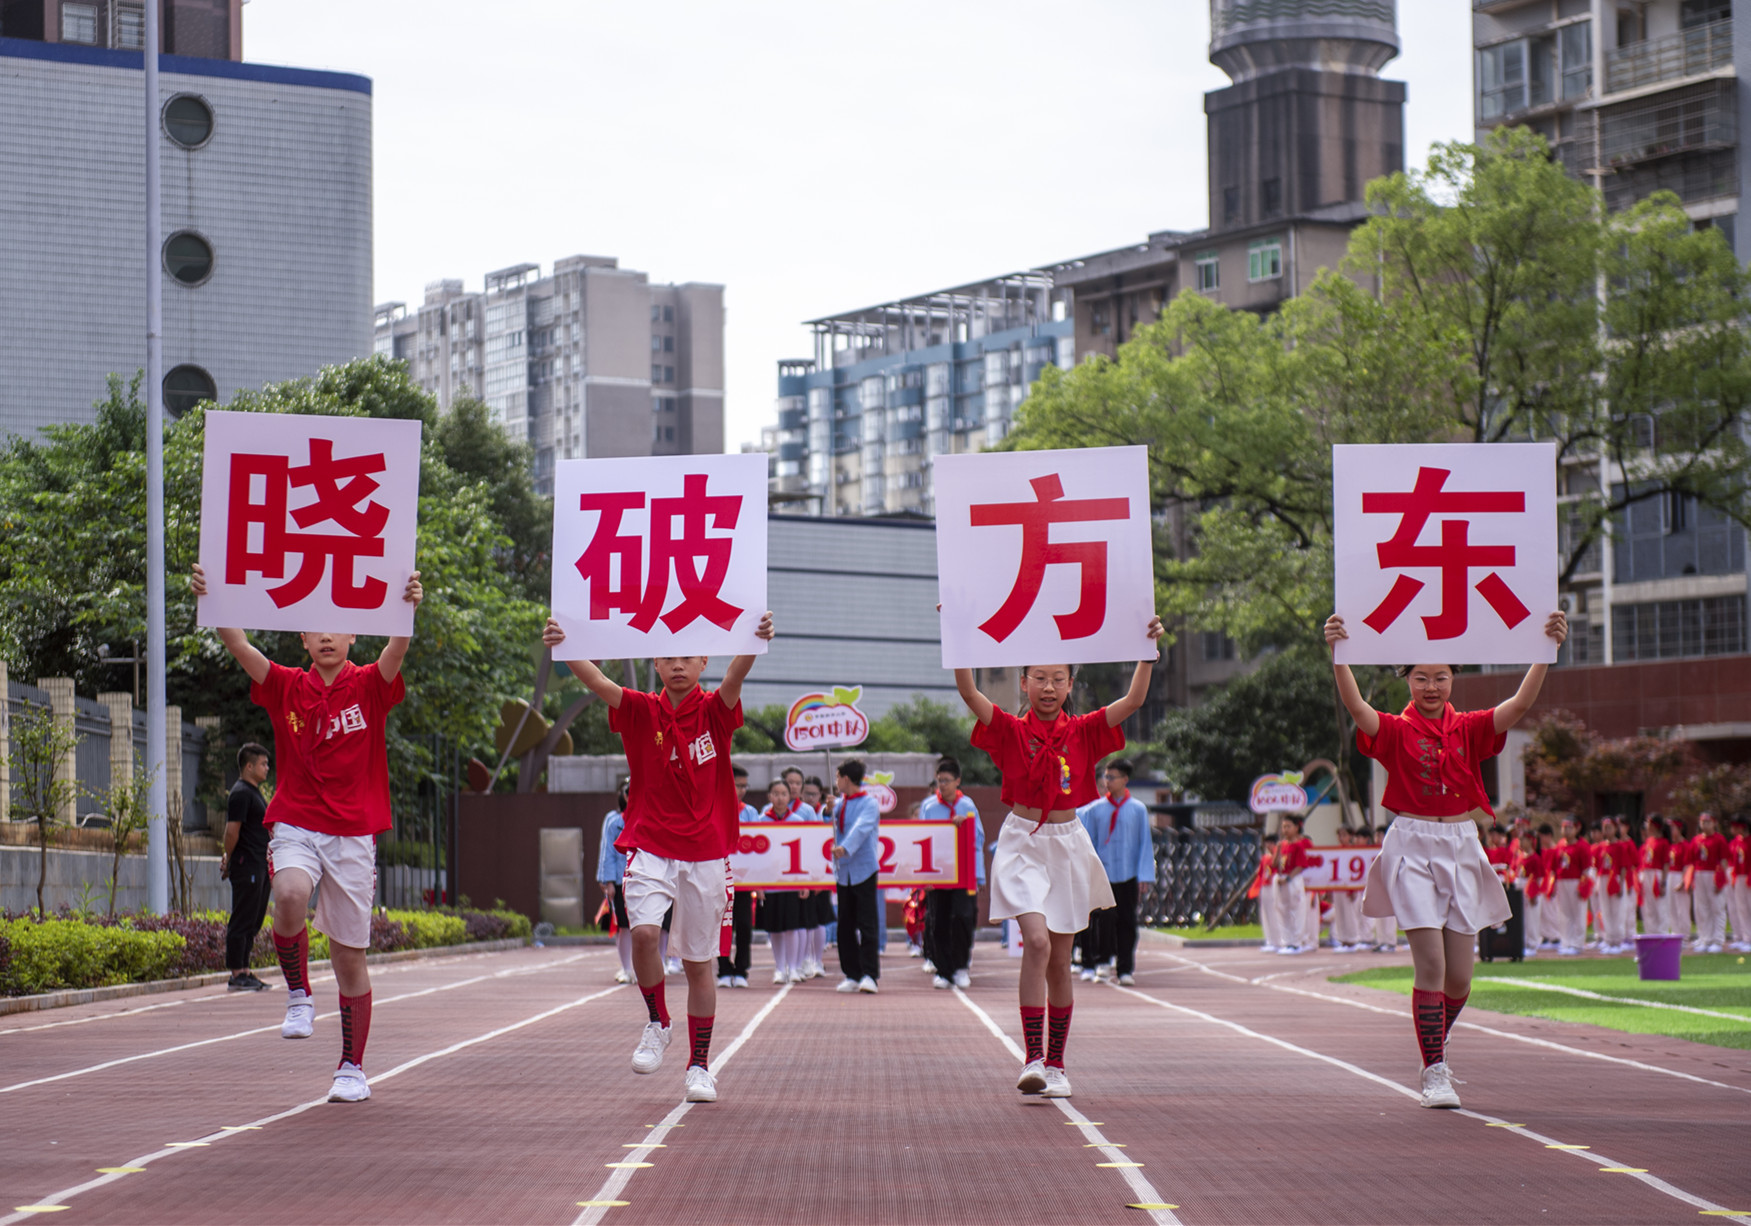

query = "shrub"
[0, 918, 185, 995]
[394, 911, 467, 949]
[448, 908, 532, 942]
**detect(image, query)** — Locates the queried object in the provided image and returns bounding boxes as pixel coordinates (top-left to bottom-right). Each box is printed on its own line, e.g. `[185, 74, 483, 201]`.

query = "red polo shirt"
[251, 660, 404, 838]
[609, 686, 743, 862]
[971, 707, 1123, 814]
[1356, 704, 1503, 818]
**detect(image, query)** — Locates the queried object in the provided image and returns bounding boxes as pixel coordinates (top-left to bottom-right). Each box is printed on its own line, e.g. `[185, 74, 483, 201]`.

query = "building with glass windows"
[0, 1, 373, 437]
[375, 256, 723, 495]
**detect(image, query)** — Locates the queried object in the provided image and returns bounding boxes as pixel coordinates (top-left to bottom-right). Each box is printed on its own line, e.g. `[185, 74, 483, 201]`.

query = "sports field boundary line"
[571, 982, 794, 1226]
[952, 987, 1183, 1226]
[1110, 982, 1751, 1225]
[1, 981, 626, 1225]
[1474, 976, 1751, 1024]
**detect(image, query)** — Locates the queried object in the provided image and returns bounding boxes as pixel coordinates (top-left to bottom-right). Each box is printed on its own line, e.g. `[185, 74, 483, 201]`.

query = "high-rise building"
[0, 0, 372, 437]
[1473, 0, 1747, 669]
[375, 256, 724, 493]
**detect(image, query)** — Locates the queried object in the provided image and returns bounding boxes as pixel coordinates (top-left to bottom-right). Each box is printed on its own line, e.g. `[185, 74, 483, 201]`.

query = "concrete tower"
[1205, 0, 1406, 232]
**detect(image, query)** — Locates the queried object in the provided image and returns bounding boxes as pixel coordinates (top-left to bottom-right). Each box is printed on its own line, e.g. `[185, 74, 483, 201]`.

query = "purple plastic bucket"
[1634, 934, 1683, 981]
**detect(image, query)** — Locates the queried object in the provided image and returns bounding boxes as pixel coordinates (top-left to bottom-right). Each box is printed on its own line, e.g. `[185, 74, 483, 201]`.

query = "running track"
[2, 941, 1748, 1225]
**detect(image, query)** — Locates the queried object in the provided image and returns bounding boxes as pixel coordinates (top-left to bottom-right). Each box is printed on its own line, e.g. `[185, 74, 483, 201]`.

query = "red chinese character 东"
[225, 439, 390, 610]
[573, 473, 745, 634]
[1361, 466, 1531, 640]
[970, 473, 1130, 643]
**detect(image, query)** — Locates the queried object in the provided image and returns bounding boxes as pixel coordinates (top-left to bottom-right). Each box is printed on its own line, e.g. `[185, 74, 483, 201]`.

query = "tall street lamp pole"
[144, 0, 169, 914]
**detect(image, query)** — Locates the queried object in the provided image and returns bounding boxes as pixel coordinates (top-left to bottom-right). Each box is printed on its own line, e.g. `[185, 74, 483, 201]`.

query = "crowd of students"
[1254, 821, 1400, 955]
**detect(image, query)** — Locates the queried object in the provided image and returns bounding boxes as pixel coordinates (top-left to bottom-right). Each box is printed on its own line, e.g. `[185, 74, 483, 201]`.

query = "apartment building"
[1475, 0, 1749, 670]
[375, 256, 724, 493]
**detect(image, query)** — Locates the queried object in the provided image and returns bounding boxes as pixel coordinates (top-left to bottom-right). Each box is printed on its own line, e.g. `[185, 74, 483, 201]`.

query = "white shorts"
[622, 850, 732, 963]
[988, 814, 1116, 935]
[267, 823, 377, 950]
[1362, 816, 1510, 934]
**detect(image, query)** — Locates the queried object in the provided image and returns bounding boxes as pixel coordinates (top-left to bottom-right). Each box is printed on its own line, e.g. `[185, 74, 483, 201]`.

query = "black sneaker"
[227, 971, 269, 992]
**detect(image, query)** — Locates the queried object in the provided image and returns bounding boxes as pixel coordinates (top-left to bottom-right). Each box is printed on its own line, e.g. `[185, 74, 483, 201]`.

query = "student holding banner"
[190, 563, 424, 1105]
[953, 618, 1165, 1100]
[1326, 610, 1566, 1109]
[541, 613, 775, 1104]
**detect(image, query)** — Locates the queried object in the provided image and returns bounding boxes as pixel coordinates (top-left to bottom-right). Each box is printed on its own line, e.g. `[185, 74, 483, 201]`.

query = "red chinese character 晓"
[225, 439, 390, 610]
[573, 474, 745, 634]
[970, 473, 1130, 642]
[1360, 466, 1531, 640]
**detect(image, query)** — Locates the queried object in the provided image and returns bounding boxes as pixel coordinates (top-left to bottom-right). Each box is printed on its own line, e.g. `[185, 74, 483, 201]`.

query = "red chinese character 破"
[225, 439, 390, 610]
[970, 473, 1130, 643]
[1361, 466, 1531, 640]
[573, 473, 745, 634]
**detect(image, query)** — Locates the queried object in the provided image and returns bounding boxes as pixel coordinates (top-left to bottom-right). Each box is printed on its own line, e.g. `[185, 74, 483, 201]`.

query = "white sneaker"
[716, 975, 732, 988]
[1419, 1061, 1461, 1109]
[1706, 943, 1724, 954]
[907, 944, 922, 958]
[787, 969, 805, 984]
[953, 969, 971, 989]
[683, 1064, 717, 1103]
[281, 990, 314, 1040]
[858, 976, 879, 993]
[613, 970, 633, 984]
[1016, 1059, 1047, 1093]
[664, 957, 683, 975]
[1040, 1067, 1072, 1098]
[932, 975, 951, 989]
[1078, 968, 1096, 982]
[1558, 946, 1580, 957]
[1260, 944, 1278, 953]
[921, 960, 936, 974]
[731, 976, 749, 989]
[328, 1061, 370, 1102]
[1117, 973, 1134, 986]
[836, 977, 859, 993]
[631, 1021, 671, 1074]
[773, 970, 788, 985]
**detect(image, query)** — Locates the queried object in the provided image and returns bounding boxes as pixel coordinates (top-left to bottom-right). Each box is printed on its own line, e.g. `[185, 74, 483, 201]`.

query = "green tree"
[10, 704, 82, 918]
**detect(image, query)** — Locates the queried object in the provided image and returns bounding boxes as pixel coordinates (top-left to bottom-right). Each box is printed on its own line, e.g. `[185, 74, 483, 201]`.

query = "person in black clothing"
[222, 743, 273, 991]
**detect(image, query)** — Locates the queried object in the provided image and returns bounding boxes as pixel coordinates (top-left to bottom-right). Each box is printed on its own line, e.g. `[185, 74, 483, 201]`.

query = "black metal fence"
[1139, 827, 1261, 929]
[378, 734, 460, 910]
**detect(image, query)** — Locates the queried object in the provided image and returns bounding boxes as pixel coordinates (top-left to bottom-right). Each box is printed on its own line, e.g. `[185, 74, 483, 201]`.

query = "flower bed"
[0, 906, 531, 995]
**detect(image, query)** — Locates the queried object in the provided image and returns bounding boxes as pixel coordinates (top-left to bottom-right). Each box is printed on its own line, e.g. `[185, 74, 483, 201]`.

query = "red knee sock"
[273, 928, 310, 997]
[687, 1015, 714, 1069]
[338, 992, 371, 1069]
[1020, 1006, 1045, 1063]
[1443, 991, 1468, 1041]
[1045, 1004, 1073, 1069]
[640, 981, 670, 1027]
[1412, 988, 1446, 1067]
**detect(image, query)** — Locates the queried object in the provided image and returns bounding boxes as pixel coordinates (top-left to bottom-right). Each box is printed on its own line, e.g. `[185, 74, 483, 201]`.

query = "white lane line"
[572, 983, 794, 1226]
[1144, 949, 1751, 1098]
[1474, 977, 1751, 1024]
[0, 982, 625, 1226]
[1113, 983, 1751, 1224]
[952, 988, 1182, 1226]
[1, 953, 591, 1094]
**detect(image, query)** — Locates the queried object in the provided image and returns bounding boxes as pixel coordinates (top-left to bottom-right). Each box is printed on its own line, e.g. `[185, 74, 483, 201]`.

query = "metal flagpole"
[144, 0, 169, 914]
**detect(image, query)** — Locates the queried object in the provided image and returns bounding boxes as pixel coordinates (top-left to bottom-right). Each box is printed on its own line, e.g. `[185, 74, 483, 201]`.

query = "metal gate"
[378, 734, 460, 910]
[1139, 827, 1261, 929]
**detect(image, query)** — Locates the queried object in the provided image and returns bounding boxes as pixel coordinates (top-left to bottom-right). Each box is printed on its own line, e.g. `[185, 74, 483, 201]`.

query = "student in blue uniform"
[919, 756, 984, 989]
[1077, 760, 1155, 985]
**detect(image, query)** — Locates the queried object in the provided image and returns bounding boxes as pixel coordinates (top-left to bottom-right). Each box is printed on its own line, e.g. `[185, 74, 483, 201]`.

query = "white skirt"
[988, 813, 1116, 935]
[1362, 815, 1511, 934]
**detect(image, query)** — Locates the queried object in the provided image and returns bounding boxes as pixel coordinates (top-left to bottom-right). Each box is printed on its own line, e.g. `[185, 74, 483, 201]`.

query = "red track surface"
[3, 941, 1748, 1225]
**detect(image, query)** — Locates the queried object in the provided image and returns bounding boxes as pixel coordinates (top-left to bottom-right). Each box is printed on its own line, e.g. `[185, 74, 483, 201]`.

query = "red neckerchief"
[287, 663, 355, 792]
[653, 687, 709, 807]
[836, 789, 866, 835]
[1398, 701, 1495, 816]
[1106, 789, 1131, 837]
[935, 789, 965, 814]
[1020, 709, 1075, 832]
[785, 798, 805, 819]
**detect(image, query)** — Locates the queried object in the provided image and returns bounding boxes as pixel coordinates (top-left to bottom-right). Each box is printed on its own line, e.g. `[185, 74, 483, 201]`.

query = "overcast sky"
[247, 1, 1475, 454]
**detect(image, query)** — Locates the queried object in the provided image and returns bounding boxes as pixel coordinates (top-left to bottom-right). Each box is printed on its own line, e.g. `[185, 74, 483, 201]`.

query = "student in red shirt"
[1688, 812, 1732, 952]
[1273, 814, 1324, 955]
[189, 562, 423, 1105]
[1254, 833, 1282, 952]
[1325, 608, 1566, 1110]
[1727, 815, 1750, 954]
[542, 612, 774, 1104]
[1638, 815, 1673, 937]
[953, 614, 1165, 1101]
[1591, 817, 1635, 954]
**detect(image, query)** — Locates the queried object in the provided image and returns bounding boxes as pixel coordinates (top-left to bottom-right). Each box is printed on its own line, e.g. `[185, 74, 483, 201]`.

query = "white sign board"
[1333, 443, 1558, 666]
[934, 446, 1155, 668]
[550, 453, 769, 660]
[728, 820, 973, 889]
[198, 411, 422, 636]
[1303, 845, 1381, 893]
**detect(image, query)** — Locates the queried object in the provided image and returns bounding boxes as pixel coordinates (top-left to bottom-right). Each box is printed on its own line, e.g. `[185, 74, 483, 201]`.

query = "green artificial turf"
[1155, 923, 1265, 941]
[1332, 953, 1751, 1049]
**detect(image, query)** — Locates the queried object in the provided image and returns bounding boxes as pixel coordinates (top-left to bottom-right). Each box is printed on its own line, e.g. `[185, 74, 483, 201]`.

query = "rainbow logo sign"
[1249, 771, 1309, 815]
[784, 685, 870, 752]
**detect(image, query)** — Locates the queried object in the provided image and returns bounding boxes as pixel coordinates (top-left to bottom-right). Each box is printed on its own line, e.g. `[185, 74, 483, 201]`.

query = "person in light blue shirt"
[716, 765, 761, 989]
[918, 755, 984, 989]
[598, 782, 635, 983]
[1076, 759, 1154, 985]
[831, 759, 883, 993]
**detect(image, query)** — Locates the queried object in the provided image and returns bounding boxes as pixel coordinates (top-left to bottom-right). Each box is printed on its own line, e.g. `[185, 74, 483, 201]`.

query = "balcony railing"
[1598, 84, 1735, 168]
[1605, 18, 1732, 94]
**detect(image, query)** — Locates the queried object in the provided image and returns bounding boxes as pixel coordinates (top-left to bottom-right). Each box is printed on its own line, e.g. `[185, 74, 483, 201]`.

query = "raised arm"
[953, 668, 995, 726]
[1493, 610, 1568, 733]
[1322, 614, 1380, 739]
[376, 571, 424, 682]
[717, 611, 775, 711]
[1106, 615, 1167, 727]
[190, 563, 271, 685]
[541, 618, 623, 708]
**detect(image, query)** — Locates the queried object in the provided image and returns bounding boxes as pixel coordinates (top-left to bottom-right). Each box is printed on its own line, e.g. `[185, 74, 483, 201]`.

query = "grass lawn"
[1332, 953, 1751, 1049]
[1154, 924, 1264, 941]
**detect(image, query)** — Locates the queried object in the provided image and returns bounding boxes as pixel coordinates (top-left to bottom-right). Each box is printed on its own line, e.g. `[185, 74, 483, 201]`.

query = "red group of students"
[1253, 823, 1399, 955]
